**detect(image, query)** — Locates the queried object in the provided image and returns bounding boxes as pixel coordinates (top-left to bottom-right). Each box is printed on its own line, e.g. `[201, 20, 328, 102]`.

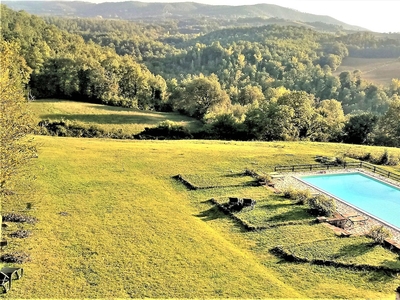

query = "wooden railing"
[274, 161, 400, 182]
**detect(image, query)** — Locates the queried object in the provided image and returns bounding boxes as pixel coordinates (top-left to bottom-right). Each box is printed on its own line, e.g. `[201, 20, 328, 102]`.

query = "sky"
[132, 0, 400, 33]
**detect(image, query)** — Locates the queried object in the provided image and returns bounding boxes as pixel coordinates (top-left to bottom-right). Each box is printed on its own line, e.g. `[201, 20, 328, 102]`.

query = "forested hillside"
[1, 5, 400, 146]
[0, 6, 167, 109]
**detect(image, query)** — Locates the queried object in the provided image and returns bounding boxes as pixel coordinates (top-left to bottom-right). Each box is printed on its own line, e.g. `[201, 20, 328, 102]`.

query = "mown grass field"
[29, 99, 203, 135]
[2, 134, 400, 298]
[335, 57, 400, 86]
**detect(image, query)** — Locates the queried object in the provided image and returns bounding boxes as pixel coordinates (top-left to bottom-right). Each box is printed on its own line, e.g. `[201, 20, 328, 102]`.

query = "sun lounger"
[242, 198, 256, 210]
[326, 212, 348, 229]
[0, 267, 23, 288]
[228, 197, 241, 205]
[348, 216, 369, 226]
[0, 272, 10, 293]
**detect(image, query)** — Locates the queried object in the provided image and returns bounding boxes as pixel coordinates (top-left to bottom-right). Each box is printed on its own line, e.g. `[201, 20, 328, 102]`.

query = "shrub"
[368, 225, 392, 245]
[343, 148, 399, 166]
[255, 174, 272, 186]
[308, 194, 336, 217]
[10, 230, 31, 238]
[282, 188, 311, 205]
[0, 252, 31, 263]
[2, 213, 38, 224]
[243, 168, 257, 177]
[134, 121, 193, 140]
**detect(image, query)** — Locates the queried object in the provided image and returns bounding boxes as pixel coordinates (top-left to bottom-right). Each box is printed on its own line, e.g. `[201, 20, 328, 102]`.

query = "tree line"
[1, 5, 400, 147]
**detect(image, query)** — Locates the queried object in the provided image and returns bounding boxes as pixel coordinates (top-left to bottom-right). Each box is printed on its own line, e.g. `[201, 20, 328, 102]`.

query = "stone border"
[270, 246, 400, 274]
[172, 174, 259, 190]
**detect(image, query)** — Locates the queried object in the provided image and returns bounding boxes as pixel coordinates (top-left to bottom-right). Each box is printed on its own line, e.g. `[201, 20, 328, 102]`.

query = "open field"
[335, 57, 400, 86]
[2, 135, 400, 298]
[29, 99, 203, 135]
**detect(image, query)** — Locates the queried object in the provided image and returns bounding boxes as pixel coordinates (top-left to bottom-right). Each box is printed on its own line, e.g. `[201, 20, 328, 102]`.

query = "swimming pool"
[297, 172, 400, 231]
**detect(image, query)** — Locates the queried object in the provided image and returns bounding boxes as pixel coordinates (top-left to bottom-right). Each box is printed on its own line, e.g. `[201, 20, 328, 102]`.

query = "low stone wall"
[270, 246, 400, 274]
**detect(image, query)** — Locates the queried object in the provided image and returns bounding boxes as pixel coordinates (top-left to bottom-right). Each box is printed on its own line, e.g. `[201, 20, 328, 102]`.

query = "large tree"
[0, 40, 36, 201]
[371, 95, 400, 147]
[178, 74, 230, 120]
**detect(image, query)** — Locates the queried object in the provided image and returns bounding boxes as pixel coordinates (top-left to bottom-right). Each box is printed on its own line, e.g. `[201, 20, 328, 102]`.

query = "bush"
[282, 188, 311, 205]
[256, 174, 272, 186]
[368, 225, 392, 245]
[2, 213, 37, 224]
[243, 168, 258, 177]
[343, 148, 399, 166]
[308, 194, 336, 217]
[0, 252, 31, 263]
[37, 119, 115, 138]
[134, 121, 193, 140]
[10, 230, 31, 238]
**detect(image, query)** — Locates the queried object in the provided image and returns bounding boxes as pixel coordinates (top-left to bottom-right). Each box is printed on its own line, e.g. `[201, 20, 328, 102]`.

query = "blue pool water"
[298, 172, 400, 230]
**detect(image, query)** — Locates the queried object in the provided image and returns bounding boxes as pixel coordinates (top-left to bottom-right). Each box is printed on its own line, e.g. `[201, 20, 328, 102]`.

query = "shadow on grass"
[195, 206, 249, 233]
[266, 207, 312, 223]
[88, 104, 139, 112]
[259, 202, 296, 210]
[223, 173, 247, 178]
[382, 258, 400, 270]
[365, 268, 397, 283]
[335, 242, 375, 259]
[195, 206, 227, 222]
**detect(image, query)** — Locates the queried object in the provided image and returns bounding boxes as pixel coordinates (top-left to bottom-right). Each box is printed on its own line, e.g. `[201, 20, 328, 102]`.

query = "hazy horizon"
[3, 0, 400, 33]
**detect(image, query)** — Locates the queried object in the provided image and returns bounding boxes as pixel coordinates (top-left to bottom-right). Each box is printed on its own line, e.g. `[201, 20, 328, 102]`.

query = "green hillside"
[29, 99, 203, 135]
[2, 128, 400, 298]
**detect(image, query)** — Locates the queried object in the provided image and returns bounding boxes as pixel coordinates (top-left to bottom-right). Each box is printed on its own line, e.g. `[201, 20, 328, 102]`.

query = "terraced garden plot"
[234, 193, 315, 227]
[282, 237, 400, 268]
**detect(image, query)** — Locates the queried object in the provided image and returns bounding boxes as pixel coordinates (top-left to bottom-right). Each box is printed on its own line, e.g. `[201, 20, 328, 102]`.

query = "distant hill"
[2, 1, 367, 31]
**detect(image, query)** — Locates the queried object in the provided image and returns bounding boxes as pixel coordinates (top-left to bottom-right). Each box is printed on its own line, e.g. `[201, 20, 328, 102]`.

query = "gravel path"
[273, 168, 400, 243]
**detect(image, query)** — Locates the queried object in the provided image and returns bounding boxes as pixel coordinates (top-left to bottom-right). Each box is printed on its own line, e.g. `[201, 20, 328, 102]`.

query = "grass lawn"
[29, 99, 203, 135]
[2, 136, 400, 298]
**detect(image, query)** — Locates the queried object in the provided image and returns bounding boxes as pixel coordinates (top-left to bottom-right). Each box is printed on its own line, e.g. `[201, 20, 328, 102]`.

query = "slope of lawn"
[29, 99, 203, 135]
[2, 135, 400, 298]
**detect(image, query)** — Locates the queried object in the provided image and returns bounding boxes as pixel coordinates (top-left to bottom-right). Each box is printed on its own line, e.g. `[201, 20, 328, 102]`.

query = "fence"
[274, 161, 400, 182]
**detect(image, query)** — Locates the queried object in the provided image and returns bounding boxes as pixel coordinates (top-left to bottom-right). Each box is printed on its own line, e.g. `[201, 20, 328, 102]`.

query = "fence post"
[292, 166, 294, 172]
[373, 166, 376, 173]
[388, 172, 391, 178]
[310, 165, 312, 171]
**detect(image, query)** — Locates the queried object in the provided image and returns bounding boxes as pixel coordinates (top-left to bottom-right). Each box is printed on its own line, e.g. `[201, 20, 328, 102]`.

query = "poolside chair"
[242, 198, 256, 210]
[228, 197, 242, 208]
[0, 267, 23, 288]
[326, 213, 348, 229]
[0, 272, 10, 293]
[0, 240, 7, 250]
[348, 216, 369, 227]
